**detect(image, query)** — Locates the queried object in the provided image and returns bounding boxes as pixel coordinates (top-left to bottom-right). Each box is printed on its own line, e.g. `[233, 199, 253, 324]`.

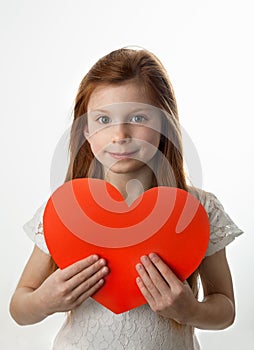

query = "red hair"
[64, 48, 199, 310]
[65, 48, 186, 189]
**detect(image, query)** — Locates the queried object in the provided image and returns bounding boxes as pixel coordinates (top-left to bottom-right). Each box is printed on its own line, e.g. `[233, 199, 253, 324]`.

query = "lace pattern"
[53, 300, 199, 350]
[23, 203, 49, 254]
[22, 190, 243, 349]
[193, 190, 242, 256]
[23, 190, 243, 258]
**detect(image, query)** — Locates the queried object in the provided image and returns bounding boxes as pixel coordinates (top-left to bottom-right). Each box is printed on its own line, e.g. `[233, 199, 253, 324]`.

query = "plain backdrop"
[1, 0, 253, 349]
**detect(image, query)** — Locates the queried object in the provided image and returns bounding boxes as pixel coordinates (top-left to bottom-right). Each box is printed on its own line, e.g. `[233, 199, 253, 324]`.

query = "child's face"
[86, 82, 162, 175]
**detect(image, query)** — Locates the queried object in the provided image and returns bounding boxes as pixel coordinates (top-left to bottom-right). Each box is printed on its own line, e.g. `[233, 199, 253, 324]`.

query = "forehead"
[87, 82, 154, 112]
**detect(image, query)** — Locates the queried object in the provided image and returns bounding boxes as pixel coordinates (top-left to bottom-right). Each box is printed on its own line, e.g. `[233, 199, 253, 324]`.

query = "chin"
[106, 159, 147, 174]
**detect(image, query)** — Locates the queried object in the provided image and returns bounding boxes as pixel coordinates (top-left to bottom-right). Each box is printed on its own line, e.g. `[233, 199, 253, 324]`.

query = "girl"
[10, 48, 243, 350]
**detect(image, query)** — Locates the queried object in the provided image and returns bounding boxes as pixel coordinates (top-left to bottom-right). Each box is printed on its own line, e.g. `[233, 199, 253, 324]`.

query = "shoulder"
[187, 186, 243, 257]
[187, 186, 239, 221]
[23, 202, 50, 255]
[187, 186, 220, 214]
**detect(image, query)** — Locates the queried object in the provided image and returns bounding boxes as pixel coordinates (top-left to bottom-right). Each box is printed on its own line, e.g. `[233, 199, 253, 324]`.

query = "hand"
[136, 253, 198, 324]
[33, 255, 109, 316]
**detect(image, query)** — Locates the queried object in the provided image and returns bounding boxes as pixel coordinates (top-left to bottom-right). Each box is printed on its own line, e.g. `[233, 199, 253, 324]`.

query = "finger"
[139, 256, 170, 296]
[136, 276, 155, 306]
[62, 255, 100, 280]
[66, 258, 107, 290]
[74, 278, 106, 308]
[148, 253, 181, 288]
[72, 265, 109, 299]
[136, 261, 161, 300]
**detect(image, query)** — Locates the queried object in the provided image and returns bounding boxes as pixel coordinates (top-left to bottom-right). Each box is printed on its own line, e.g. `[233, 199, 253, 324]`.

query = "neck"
[104, 166, 154, 206]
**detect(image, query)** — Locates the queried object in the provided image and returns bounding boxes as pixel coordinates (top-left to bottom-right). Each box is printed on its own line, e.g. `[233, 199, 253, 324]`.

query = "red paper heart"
[43, 179, 209, 314]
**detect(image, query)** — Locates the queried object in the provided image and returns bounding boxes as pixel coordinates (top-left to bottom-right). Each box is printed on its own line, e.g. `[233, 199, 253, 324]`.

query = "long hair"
[64, 47, 199, 308]
[65, 48, 186, 188]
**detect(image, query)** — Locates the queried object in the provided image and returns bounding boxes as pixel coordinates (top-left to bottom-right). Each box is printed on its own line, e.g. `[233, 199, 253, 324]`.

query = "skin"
[10, 246, 109, 325]
[85, 82, 162, 200]
[10, 82, 235, 330]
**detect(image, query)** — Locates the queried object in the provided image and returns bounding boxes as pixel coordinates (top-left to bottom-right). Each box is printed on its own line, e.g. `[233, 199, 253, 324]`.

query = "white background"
[1, 0, 253, 349]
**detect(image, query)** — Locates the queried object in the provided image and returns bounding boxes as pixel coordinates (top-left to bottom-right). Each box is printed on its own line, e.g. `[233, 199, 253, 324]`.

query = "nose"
[111, 123, 131, 144]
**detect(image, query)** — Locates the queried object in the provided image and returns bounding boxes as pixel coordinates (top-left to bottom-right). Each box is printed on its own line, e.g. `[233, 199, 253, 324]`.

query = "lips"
[108, 150, 138, 160]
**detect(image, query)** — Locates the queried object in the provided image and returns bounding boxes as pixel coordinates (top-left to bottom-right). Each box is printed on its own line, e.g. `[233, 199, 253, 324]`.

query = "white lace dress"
[23, 189, 243, 350]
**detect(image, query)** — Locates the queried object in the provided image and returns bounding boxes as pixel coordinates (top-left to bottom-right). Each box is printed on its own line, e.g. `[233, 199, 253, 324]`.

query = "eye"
[97, 116, 111, 124]
[130, 115, 147, 123]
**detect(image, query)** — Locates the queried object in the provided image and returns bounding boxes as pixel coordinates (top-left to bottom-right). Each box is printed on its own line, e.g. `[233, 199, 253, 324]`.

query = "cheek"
[89, 140, 102, 156]
[88, 134, 109, 157]
[143, 131, 161, 148]
[136, 132, 161, 163]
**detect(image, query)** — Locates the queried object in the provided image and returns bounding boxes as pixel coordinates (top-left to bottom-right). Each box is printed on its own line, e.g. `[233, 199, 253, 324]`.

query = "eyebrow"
[88, 107, 153, 114]
[89, 109, 111, 114]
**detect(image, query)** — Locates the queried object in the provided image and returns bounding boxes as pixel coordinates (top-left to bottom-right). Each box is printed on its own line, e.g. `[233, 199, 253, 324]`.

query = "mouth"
[107, 150, 138, 160]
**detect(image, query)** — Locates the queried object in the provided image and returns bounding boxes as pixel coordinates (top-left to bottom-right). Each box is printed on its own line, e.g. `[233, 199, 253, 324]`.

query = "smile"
[107, 151, 138, 160]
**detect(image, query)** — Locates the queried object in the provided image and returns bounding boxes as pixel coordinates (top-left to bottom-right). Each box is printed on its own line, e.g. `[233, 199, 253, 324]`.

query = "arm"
[193, 248, 235, 329]
[9, 245, 109, 325]
[136, 249, 235, 330]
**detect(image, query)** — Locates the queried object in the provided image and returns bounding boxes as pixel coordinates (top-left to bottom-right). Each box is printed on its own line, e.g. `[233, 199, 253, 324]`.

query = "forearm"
[10, 287, 49, 325]
[187, 293, 235, 330]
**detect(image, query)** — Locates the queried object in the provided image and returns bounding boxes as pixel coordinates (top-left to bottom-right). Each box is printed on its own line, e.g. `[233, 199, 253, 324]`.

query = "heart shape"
[43, 179, 209, 314]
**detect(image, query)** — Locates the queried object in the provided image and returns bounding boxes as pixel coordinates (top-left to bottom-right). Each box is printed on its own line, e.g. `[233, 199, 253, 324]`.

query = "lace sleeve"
[23, 203, 50, 255]
[204, 192, 243, 257]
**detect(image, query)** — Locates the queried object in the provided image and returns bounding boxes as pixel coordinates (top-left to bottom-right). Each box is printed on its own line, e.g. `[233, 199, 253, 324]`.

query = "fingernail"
[136, 277, 141, 284]
[149, 253, 158, 260]
[98, 279, 104, 285]
[141, 255, 148, 264]
[136, 263, 143, 271]
[102, 266, 109, 274]
[99, 258, 106, 265]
